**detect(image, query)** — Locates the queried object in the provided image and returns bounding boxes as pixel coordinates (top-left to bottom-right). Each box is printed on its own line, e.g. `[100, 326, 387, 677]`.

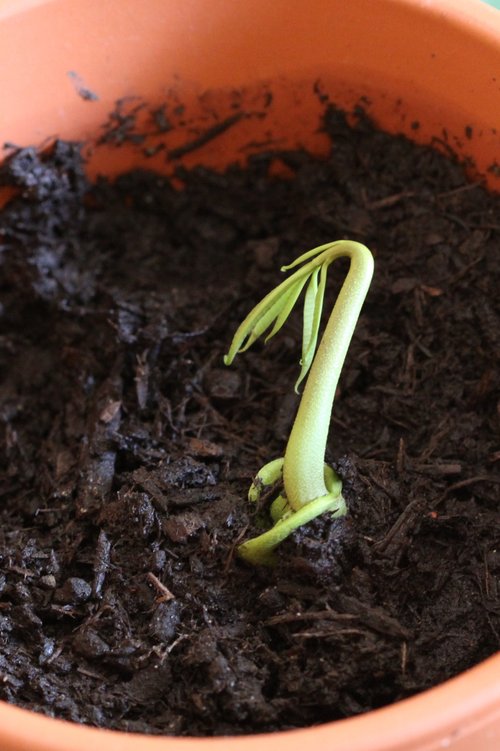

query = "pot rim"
[0, 0, 496, 36]
[0, 653, 498, 750]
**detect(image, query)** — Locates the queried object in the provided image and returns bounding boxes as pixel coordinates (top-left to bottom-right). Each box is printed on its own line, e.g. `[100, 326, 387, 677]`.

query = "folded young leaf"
[224, 265, 314, 365]
[264, 276, 309, 343]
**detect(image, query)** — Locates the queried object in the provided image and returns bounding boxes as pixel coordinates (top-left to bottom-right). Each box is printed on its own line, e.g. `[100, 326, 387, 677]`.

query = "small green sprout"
[225, 240, 374, 565]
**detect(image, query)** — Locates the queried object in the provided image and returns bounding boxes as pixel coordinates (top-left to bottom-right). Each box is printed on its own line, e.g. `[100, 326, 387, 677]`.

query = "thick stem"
[283, 241, 374, 510]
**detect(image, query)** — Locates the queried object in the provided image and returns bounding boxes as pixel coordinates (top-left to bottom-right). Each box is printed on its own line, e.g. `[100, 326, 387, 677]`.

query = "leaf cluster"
[224, 242, 336, 392]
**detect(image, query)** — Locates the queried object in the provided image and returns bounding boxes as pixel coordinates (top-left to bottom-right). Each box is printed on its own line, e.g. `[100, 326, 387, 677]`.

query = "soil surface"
[0, 107, 499, 736]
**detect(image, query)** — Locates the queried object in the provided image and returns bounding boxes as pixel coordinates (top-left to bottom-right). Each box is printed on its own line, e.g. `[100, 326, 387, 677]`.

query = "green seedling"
[224, 240, 374, 565]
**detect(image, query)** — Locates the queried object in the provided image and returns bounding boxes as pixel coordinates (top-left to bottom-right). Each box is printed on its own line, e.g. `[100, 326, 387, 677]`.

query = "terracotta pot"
[0, 0, 499, 749]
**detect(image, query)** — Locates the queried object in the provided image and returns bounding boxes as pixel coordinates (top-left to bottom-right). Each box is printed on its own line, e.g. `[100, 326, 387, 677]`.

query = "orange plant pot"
[0, 0, 499, 749]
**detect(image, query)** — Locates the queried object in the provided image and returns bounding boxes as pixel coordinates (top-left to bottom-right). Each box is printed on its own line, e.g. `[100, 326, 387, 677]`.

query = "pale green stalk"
[225, 240, 374, 564]
[284, 242, 373, 509]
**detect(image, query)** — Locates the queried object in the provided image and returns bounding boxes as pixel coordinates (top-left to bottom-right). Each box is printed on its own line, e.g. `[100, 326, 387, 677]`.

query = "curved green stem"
[225, 240, 374, 564]
[283, 241, 373, 509]
[239, 467, 345, 565]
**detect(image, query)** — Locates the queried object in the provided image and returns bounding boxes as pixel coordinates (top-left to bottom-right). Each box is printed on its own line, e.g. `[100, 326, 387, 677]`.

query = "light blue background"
[483, 0, 500, 8]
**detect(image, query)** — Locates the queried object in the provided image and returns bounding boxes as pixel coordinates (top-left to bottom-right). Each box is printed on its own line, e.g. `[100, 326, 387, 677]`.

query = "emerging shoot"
[225, 240, 374, 564]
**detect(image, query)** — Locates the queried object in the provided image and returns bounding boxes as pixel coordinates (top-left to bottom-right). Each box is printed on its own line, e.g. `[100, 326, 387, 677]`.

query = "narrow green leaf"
[264, 275, 309, 342]
[225, 240, 356, 368]
[294, 262, 328, 392]
[301, 267, 319, 359]
[238, 290, 292, 353]
[224, 286, 289, 364]
[225, 265, 316, 365]
[281, 241, 337, 272]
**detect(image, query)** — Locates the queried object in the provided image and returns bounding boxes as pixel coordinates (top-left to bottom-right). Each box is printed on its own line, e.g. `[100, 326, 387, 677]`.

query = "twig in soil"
[208, 423, 264, 457]
[77, 667, 106, 681]
[375, 497, 428, 554]
[436, 183, 482, 200]
[223, 525, 249, 575]
[167, 113, 245, 159]
[480, 555, 500, 644]
[365, 191, 415, 210]
[146, 572, 175, 602]
[417, 416, 451, 462]
[470, 222, 500, 231]
[165, 634, 189, 655]
[358, 467, 399, 502]
[265, 610, 358, 626]
[377, 475, 500, 560]
[435, 475, 500, 505]
[401, 642, 408, 674]
[45, 645, 64, 665]
[146, 641, 183, 665]
[443, 253, 485, 286]
[412, 461, 462, 477]
[191, 393, 229, 428]
[404, 319, 433, 358]
[338, 595, 410, 638]
[93, 529, 111, 598]
[50, 605, 79, 618]
[439, 211, 470, 231]
[396, 438, 406, 475]
[293, 628, 365, 639]
[7, 565, 35, 578]
[267, 603, 409, 639]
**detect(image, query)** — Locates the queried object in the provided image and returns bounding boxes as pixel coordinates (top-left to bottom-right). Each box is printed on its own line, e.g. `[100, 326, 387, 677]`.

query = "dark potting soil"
[0, 107, 499, 736]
